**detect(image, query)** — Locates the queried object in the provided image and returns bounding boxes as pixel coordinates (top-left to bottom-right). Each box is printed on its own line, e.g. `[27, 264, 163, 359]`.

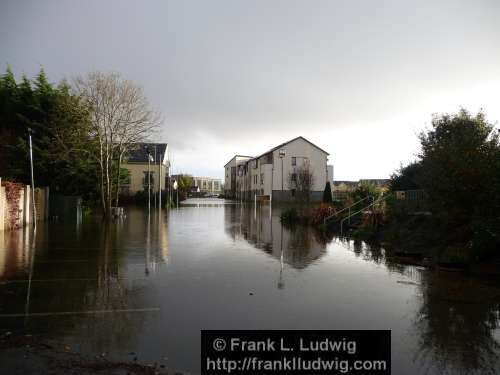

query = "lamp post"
[28, 128, 37, 227]
[173, 180, 178, 209]
[145, 146, 152, 214]
[154, 145, 157, 209]
[279, 149, 286, 200]
[158, 152, 162, 209]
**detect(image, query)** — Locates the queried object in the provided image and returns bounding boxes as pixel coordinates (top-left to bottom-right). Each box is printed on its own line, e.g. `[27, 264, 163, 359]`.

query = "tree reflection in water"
[226, 203, 500, 374]
[411, 270, 500, 375]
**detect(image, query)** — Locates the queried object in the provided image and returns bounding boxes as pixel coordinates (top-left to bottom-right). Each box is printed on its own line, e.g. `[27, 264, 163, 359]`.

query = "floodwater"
[1, 198, 500, 374]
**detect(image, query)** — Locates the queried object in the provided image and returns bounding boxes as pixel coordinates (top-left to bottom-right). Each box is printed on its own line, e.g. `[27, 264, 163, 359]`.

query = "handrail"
[323, 196, 373, 225]
[340, 195, 385, 236]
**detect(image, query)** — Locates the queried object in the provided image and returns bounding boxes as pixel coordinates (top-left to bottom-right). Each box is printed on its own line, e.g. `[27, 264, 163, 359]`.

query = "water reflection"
[412, 271, 500, 375]
[224, 204, 327, 269]
[0, 208, 168, 330]
[0, 202, 499, 375]
[225, 203, 500, 374]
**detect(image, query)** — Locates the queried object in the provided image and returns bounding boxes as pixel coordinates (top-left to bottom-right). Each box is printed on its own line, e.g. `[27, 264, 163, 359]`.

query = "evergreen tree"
[0, 67, 98, 201]
[323, 181, 333, 203]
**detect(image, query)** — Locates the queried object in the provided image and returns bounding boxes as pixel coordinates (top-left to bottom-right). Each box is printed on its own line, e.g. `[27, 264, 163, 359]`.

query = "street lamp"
[173, 179, 178, 208]
[154, 145, 157, 209]
[279, 149, 286, 197]
[145, 146, 153, 214]
[158, 152, 162, 210]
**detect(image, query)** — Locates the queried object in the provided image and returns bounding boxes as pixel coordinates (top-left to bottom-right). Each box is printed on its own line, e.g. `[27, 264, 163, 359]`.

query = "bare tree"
[288, 165, 315, 202]
[74, 72, 161, 217]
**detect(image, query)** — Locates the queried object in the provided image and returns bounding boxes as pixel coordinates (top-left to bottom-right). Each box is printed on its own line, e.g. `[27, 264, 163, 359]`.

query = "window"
[291, 173, 297, 183]
[260, 173, 264, 185]
[291, 157, 296, 166]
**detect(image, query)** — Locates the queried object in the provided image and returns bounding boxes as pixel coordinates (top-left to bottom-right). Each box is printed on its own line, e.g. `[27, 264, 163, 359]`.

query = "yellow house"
[121, 143, 169, 196]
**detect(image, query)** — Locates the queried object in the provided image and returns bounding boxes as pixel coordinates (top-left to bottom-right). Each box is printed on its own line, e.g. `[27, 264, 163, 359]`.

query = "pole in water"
[148, 156, 151, 214]
[158, 153, 162, 209]
[146, 147, 154, 214]
[28, 129, 36, 227]
[154, 146, 157, 209]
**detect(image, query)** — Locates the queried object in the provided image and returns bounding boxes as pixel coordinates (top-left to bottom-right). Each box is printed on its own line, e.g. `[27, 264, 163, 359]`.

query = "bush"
[310, 203, 336, 225]
[350, 182, 381, 202]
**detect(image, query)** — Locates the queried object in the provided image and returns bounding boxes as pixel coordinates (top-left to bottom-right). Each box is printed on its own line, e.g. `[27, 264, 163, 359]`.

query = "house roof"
[126, 143, 168, 163]
[255, 136, 329, 159]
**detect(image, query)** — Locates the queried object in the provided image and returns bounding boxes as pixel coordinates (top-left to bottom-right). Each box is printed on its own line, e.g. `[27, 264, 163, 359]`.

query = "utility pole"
[28, 128, 36, 227]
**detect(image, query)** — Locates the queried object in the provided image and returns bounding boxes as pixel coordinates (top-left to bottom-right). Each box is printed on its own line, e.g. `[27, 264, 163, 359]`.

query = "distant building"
[192, 176, 223, 195]
[224, 155, 253, 199]
[224, 136, 333, 202]
[121, 143, 169, 196]
[358, 179, 390, 188]
[332, 180, 358, 192]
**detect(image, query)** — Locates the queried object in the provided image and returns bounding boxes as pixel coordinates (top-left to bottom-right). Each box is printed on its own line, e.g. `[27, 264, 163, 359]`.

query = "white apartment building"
[224, 137, 332, 202]
[193, 176, 223, 195]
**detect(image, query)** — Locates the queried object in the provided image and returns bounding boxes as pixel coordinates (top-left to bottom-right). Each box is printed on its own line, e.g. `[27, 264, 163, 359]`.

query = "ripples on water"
[0, 198, 499, 374]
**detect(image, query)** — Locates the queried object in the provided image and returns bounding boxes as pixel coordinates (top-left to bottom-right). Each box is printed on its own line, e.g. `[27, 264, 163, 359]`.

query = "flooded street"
[1, 198, 500, 374]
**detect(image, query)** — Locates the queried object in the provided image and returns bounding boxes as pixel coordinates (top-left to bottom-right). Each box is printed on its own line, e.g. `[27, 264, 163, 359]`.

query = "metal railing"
[323, 196, 374, 225]
[340, 195, 386, 236]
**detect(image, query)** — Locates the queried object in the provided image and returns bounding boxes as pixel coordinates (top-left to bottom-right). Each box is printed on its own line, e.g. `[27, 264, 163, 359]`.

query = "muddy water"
[1, 199, 499, 374]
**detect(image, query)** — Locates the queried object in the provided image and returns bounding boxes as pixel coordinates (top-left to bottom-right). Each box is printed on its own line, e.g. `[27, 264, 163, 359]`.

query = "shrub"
[310, 203, 336, 226]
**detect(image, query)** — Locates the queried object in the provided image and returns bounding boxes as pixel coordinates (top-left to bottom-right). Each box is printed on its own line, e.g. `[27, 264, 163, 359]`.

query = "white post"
[154, 146, 157, 209]
[158, 153, 162, 209]
[147, 154, 151, 215]
[28, 130, 36, 227]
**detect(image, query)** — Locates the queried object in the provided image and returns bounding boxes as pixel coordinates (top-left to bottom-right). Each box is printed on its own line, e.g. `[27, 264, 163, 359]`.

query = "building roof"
[224, 137, 329, 168]
[223, 155, 254, 167]
[255, 136, 329, 159]
[126, 143, 168, 163]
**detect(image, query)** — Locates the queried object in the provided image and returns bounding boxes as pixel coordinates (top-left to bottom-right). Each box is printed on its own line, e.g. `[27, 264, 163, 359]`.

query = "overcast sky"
[2, 0, 499, 180]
